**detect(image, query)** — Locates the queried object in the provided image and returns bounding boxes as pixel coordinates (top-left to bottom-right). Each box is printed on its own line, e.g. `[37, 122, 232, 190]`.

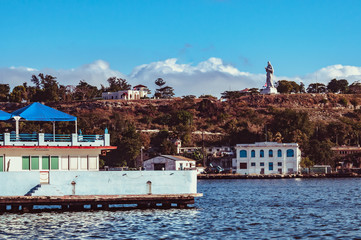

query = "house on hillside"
[232, 142, 301, 174]
[102, 84, 148, 100]
[143, 155, 196, 171]
[332, 146, 361, 170]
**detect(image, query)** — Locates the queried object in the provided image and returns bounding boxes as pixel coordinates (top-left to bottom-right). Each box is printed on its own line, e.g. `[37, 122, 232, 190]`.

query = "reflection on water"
[2, 178, 361, 239]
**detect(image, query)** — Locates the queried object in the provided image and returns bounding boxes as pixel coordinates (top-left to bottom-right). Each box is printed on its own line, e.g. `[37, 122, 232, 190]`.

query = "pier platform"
[0, 193, 203, 213]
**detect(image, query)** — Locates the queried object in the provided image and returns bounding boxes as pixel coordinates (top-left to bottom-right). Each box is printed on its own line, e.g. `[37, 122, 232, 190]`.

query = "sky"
[1, 0, 361, 97]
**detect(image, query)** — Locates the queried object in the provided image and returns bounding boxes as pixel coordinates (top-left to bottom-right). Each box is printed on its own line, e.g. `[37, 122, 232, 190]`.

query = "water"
[1, 178, 361, 239]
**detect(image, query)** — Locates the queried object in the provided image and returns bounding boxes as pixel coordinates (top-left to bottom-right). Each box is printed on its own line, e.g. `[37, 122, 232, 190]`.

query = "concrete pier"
[0, 194, 202, 213]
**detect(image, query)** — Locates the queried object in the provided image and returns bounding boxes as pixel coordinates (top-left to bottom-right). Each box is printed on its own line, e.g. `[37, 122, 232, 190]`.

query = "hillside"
[1, 93, 360, 167]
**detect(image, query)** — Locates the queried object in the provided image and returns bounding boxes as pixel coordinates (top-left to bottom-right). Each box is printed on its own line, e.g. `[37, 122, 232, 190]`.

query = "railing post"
[38, 133, 45, 146]
[104, 134, 110, 146]
[71, 133, 78, 146]
[4, 133, 10, 145]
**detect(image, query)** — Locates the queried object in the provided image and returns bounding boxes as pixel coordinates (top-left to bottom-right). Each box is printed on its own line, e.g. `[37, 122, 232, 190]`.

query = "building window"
[277, 149, 282, 157]
[31, 156, 39, 170]
[269, 162, 273, 171]
[260, 150, 264, 158]
[51, 156, 59, 170]
[240, 150, 247, 158]
[287, 149, 294, 157]
[269, 150, 273, 157]
[278, 162, 282, 167]
[260, 162, 264, 166]
[240, 163, 247, 169]
[251, 150, 255, 158]
[0, 156, 3, 172]
[42, 156, 50, 170]
[251, 162, 256, 167]
[22, 156, 30, 170]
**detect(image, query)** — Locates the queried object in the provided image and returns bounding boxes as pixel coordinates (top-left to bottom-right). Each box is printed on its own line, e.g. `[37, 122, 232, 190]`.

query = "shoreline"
[198, 173, 360, 179]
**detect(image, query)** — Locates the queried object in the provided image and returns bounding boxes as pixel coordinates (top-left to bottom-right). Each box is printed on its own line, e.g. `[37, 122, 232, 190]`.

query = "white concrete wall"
[0, 172, 40, 196]
[0, 170, 198, 196]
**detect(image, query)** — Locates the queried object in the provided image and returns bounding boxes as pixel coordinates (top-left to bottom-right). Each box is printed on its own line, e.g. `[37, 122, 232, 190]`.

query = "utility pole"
[202, 131, 206, 167]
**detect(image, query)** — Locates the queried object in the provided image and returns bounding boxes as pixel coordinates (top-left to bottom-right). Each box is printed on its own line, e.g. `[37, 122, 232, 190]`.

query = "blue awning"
[0, 110, 11, 121]
[11, 102, 77, 121]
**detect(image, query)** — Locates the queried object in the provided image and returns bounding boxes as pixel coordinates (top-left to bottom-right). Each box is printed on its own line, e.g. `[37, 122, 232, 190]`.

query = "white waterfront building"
[232, 142, 301, 175]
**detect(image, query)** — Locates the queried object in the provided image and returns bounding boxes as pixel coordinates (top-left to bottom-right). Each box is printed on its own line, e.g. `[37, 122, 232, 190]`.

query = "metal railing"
[5, 133, 104, 143]
[10, 133, 38, 142]
[44, 134, 72, 142]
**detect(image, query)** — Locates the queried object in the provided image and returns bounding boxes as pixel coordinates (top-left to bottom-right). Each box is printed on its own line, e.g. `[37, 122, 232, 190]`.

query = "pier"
[0, 193, 203, 213]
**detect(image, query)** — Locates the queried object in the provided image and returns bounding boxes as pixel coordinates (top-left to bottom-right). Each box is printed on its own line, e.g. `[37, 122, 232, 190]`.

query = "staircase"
[25, 184, 41, 196]
[25, 184, 64, 196]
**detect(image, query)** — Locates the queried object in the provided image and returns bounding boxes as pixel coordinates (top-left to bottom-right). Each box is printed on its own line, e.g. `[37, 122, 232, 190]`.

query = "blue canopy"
[0, 110, 11, 121]
[11, 102, 77, 121]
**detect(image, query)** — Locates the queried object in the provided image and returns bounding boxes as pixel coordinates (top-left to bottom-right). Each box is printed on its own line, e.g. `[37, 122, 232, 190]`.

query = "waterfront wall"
[0, 172, 39, 196]
[0, 170, 198, 196]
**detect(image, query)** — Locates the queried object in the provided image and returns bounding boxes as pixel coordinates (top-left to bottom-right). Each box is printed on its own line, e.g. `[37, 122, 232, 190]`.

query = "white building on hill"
[102, 84, 148, 100]
[232, 142, 301, 175]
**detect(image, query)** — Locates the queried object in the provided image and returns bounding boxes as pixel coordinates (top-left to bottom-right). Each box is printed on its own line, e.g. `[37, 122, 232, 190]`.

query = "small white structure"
[144, 155, 196, 171]
[232, 142, 301, 174]
[102, 85, 148, 100]
[206, 146, 234, 157]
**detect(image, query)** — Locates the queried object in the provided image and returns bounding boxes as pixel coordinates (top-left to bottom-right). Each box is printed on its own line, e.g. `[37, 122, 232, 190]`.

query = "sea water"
[1, 178, 361, 239]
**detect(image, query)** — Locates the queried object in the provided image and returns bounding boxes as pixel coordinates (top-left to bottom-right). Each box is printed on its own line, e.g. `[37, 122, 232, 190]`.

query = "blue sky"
[1, 0, 361, 96]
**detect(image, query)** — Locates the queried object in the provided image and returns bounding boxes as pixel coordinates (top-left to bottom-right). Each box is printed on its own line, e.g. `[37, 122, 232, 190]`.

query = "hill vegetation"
[1, 93, 361, 169]
[1, 74, 361, 168]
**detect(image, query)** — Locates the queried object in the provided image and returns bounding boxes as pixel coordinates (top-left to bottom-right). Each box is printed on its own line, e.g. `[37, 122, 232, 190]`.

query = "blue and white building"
[232, 142, 301, 174]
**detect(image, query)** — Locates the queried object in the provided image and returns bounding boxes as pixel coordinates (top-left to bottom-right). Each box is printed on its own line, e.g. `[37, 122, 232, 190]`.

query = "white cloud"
[1, 59, 361, 97]
[130, 57, 264, 96]
[0, 60, 125, 88]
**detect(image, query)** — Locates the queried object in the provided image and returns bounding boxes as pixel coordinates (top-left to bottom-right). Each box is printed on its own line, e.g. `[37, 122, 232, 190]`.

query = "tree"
[155, 78, 166, 88]
[221, 91, 244, 99]
[300, 157, 314, 172]
[158, 86, 175, 99]
[349, 81, 361, 94]
[10, 85, 27, 103]
[151, 130, 177, 155]
[0, 84, 10, 102]
[304, 139, 334, 166]
[30, 73, 60, 102]
[75, 80, 100, 100]
[327, 79, 349, 93]
[277, 80, 293, 94]
[154, 78, 174, 98]
[269, 109, 313, 144]
[307, 83, 326, 93]
[117, 124, 143, 167]
[277, 80, 300, 94]
[105, 77, 131, 92]
[300, 82, 306, 93]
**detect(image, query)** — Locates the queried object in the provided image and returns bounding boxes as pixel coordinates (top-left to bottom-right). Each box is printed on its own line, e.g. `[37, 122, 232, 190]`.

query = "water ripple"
[2, 178, 361, 239]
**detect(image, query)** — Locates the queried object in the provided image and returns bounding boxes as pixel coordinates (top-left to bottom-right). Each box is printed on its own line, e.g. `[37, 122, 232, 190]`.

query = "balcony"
[0, 133, 110, 147]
